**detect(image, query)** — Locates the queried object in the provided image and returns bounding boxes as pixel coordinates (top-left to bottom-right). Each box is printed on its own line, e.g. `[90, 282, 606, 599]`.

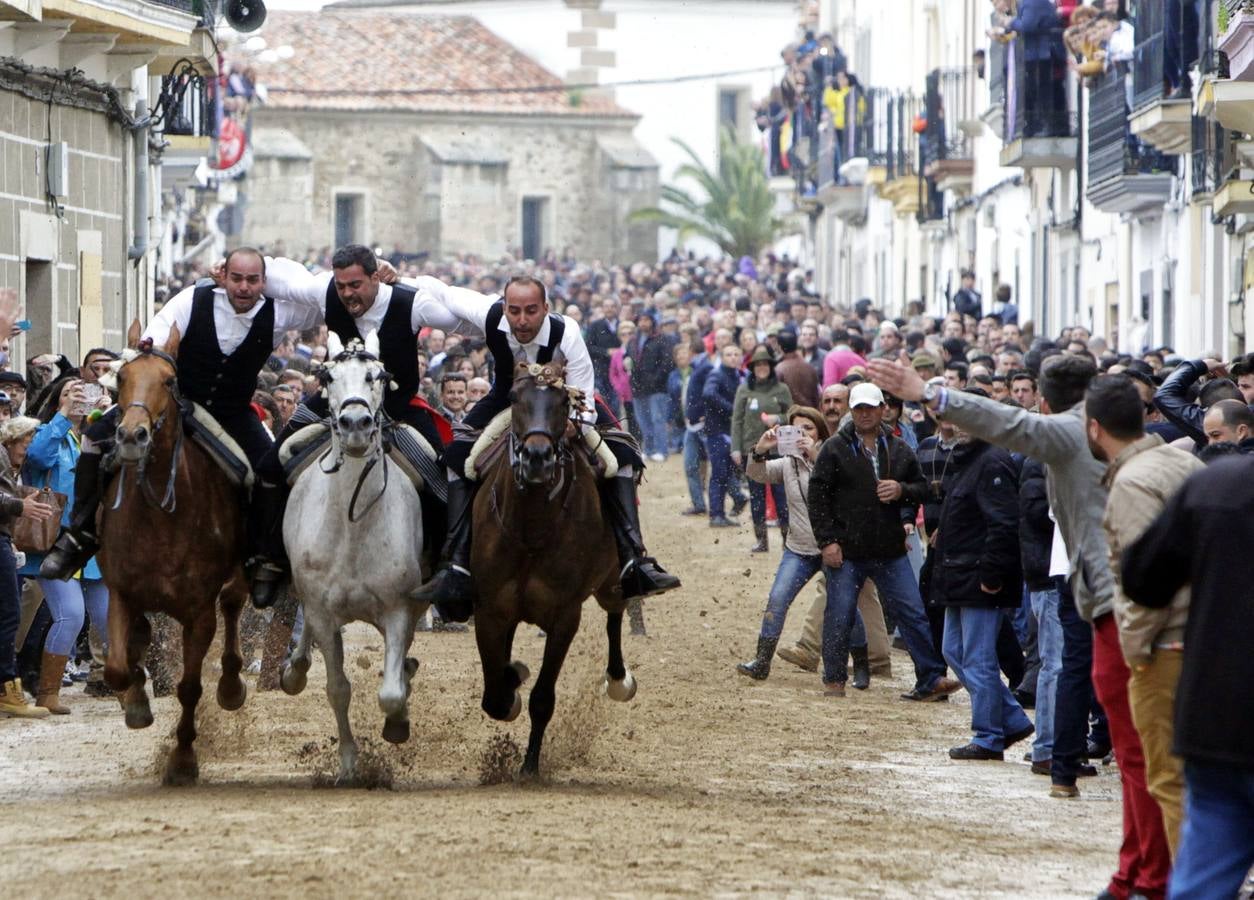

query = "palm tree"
[630, 129, 783, 260]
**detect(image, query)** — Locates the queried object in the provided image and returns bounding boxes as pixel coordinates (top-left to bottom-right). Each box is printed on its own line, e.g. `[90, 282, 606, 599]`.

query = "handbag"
[12, 486, 68, 554]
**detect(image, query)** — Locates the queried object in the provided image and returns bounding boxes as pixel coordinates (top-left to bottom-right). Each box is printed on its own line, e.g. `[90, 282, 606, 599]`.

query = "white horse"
[279, 330, 427, 782]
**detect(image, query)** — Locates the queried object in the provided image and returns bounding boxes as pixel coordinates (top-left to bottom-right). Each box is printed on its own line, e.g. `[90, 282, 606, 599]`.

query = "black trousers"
[0, 535, 20, 683]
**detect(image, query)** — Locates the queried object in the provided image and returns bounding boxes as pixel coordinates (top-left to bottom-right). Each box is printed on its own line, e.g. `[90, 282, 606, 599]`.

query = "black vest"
[178, 284, 276, 411]
[484, 301, 566, 402]
[324, 281, 419, 420]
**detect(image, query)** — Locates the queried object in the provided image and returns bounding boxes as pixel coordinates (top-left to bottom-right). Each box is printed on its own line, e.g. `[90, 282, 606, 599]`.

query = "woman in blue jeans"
[737, 406, 867, 684]
[21, 379, 109, 715]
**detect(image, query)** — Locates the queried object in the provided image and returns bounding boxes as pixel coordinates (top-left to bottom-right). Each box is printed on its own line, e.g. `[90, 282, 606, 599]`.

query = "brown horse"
[472, 360, 638, 776]
[99, 326, 249, 785]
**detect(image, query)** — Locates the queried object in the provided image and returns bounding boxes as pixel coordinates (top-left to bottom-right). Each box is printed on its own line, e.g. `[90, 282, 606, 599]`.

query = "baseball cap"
[849, 383, 885, 408]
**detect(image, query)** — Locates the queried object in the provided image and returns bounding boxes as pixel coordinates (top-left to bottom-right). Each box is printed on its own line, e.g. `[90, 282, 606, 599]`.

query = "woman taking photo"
[0, 416, 55, 717]
[21, 378, 109, 715]
[737, 405, 869, 686]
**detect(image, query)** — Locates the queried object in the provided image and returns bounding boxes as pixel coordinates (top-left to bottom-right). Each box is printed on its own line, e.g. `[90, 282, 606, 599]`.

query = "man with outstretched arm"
[415, 274, 680, 622]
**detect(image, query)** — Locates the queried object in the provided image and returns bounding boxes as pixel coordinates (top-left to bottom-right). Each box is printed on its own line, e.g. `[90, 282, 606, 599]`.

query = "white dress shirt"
[263, 257, 474, 337]
[144, 284, 321, 353]
[416, 276, 597, 423]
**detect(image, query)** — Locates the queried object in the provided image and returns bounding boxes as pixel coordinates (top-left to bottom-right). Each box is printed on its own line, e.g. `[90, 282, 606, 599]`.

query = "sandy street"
[0, 458, 1119, 898]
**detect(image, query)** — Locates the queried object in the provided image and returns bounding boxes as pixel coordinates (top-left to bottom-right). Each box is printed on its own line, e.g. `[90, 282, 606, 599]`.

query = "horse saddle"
[463, 409, 619, 481]
[183, 403, 254, 491]
[279, 420, 445, 503]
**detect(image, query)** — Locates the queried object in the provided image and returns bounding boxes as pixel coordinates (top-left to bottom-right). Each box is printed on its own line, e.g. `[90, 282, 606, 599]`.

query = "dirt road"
[0, 459, 1120, 897]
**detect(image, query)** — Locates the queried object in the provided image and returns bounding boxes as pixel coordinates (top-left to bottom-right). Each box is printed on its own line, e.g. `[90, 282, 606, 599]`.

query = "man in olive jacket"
[807, 383, 961, 701]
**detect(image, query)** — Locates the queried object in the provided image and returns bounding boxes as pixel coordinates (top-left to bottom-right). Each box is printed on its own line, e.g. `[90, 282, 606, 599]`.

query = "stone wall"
[0, 86, 133, 365]
[244, 109, 658, 264]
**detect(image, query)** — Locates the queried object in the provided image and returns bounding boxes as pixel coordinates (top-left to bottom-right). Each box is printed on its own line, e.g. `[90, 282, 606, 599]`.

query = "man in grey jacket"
[869, 355, 1169, 900]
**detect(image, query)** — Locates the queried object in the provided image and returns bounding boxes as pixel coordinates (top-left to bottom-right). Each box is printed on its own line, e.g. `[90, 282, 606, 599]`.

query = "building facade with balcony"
[800, 0, 1254, 358]
[0, 0, 213, 365]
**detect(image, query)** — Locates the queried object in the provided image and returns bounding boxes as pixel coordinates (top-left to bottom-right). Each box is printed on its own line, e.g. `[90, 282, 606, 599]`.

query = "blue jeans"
[1170, 760, 1254, 899]
[760, 549, 867, 648]
[943, 606, 1033, 751]
[37, 577, 109, 657]
[635, 392, 670, 458]
[1052, 576, 1094, 786]
[682, 429, 707, 512]
[748, 479, 788, 530]
[1029, 587, 1062, 763]
[707, 432, 735, 518]
[823, 555, 946, 690]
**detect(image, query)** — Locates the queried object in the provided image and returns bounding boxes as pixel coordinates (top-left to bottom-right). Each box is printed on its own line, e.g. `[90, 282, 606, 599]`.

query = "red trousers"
[1091, 613, 1171, 900]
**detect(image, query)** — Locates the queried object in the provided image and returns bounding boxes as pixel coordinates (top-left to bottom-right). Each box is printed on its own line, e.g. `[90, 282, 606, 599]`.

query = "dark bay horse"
[473, 360, 638, 777]
[99, 327, 248, 785]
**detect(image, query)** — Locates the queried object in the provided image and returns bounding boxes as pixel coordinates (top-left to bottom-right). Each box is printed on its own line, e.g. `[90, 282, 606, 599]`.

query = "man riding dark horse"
[41, 248, 321, 603]
[415, 274, 682, 622]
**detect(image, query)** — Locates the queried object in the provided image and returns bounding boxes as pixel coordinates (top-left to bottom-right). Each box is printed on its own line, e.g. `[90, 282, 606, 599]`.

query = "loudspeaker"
[225, 0, 266, 33]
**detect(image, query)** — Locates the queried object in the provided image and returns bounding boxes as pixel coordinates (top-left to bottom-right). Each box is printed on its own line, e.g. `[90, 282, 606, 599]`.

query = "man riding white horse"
[416, 274, 681, 621]
[41, 248, 321, 605]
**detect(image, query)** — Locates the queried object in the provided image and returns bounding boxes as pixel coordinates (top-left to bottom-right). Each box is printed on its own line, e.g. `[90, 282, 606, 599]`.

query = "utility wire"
[267, 63, 783, 97]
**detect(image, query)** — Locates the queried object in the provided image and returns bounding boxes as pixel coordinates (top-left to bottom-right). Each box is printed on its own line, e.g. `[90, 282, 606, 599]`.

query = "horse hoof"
[404, 657, 419, 679]
[124, 705, 154, 730]
[509, 660, 530, 686]
[604, 671, 638, 702]
[163, 756, 199, 787]
[505, 691, 523, 722]
[280, 663, 308, 696]
[217, 679, 247, 711]
[381, 716, 410, 744]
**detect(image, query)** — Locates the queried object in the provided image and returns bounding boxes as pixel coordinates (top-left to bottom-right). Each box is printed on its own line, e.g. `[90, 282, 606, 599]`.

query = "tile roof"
[246, 11, 635, 118]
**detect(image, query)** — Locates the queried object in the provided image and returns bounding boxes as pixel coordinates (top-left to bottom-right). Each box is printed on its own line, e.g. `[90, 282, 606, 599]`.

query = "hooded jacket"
[808, 420, 927, 560]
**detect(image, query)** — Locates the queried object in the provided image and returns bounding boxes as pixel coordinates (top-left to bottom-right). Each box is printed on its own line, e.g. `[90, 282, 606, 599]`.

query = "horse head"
[509, 356, 573, 488]
[320, 330, 391, 458]
[114, 328, 182, 465]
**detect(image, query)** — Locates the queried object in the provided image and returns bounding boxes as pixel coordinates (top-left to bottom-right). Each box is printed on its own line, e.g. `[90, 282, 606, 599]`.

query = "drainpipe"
[127, 99, 149, 260]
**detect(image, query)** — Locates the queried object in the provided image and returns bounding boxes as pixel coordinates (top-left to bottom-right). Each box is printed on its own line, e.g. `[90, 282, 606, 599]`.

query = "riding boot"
[35, 653, 70, 715]
[600, 475, 682, 600]
[415, 477, 478, 623]
[750, 522, 769, 554]
[39, 452, 104, 580]
[247, 482, 289, 609]
[736, 636, 777, 681]
[851, 646, 871, 691]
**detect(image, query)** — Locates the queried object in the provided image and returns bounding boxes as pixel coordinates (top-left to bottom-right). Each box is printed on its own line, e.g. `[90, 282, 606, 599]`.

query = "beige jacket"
[747, 454, 818, 555]
[1102, 434, 1204, 666]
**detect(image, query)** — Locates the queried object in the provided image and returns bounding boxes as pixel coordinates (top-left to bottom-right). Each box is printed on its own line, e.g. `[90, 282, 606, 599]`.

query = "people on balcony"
[993, 0, 1069, 138]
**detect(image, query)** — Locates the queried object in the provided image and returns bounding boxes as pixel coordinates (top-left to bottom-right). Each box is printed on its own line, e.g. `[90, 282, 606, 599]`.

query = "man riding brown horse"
[40, 248, 319, 606]
[415, 274, 681, 621]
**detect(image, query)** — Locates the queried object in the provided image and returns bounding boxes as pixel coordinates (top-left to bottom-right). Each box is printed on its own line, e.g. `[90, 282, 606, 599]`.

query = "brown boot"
[35, 653, 71, 715]
[0, 678, 50, 718]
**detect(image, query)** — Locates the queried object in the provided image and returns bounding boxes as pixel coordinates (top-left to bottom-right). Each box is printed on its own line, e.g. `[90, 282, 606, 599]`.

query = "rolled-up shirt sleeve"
[263, 256, 331, 314]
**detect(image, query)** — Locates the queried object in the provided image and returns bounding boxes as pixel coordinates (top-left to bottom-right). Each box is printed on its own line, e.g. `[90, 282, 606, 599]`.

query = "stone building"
[0, 0, 214, 365]
[242, 10, 659, 263]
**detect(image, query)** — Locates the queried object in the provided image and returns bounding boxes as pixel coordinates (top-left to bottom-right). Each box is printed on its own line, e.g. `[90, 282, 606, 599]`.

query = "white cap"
[849, 383, 885, 408]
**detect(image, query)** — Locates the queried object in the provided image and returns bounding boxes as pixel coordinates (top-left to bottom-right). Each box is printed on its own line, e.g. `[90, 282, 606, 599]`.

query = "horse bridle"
[111, 343, 185, 514]
[317, 345, 392, 522]
[507, 366, 585, 495]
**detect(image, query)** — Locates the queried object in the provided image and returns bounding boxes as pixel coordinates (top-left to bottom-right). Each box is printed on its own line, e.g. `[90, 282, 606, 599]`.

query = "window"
[719, 89, 740, 131]
[334, 193, 364, 248]
[521, 196, 550, 262]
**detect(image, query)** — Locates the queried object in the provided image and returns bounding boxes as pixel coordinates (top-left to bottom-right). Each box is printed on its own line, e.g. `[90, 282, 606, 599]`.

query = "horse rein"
[317, 346, 392, 523]
[111, 345, 185, 514]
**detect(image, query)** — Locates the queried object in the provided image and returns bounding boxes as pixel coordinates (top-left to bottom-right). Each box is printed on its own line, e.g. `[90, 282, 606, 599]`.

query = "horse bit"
[111, 343, 185, 514]
[317, 345, 394, 523]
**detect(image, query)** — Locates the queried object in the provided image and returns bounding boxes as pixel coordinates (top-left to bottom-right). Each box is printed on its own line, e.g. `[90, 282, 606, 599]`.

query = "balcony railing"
[1190, 113, 1234, 197]
[923, 66, 978, 163]
[147, 0, 196, 12]
[1004, 32, 1074, 141]
[158, 68, 212, 137]
[1132, 0, 1171, 110]
[1089, 65, 1175, 186]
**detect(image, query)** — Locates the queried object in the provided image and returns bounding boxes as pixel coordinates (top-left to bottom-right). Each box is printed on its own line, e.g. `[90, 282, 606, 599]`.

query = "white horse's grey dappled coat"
[280, 330, 427, 781]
